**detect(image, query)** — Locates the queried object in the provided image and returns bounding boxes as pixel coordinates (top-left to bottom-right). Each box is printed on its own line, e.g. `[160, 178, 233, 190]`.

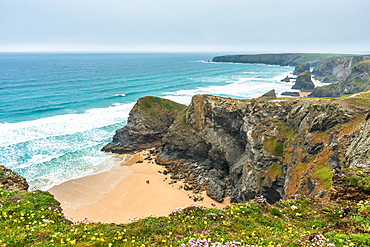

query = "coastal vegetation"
[1, 184, 370, 246]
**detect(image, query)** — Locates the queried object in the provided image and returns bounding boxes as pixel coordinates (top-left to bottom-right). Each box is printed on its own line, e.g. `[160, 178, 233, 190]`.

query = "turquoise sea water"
[0, 53, 294, 190]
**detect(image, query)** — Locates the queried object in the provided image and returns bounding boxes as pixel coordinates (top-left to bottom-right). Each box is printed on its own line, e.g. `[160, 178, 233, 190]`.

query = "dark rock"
[291, 70, 315, 91]
[206, 178, 225, 202]
[281, 75, 293, 82]
[293, 62, 310, 75]
[101, 96, 186, 153]
[281, 92, 300, 97]
[261, 89, 276, 98]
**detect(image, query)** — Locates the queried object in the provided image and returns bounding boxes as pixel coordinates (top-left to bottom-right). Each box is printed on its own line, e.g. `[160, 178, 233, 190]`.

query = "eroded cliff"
[156, 93, 370, 203]
[311, 55, 370, 82]
[102, 96, 186, 153]
[310, 59, 370, 97]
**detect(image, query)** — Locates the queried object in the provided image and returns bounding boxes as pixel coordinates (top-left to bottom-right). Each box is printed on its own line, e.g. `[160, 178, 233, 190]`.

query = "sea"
[0, 53, 295, 190]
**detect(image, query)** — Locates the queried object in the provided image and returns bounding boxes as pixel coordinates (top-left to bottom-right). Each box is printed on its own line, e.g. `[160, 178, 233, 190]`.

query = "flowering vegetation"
[1, 188, 370, 246]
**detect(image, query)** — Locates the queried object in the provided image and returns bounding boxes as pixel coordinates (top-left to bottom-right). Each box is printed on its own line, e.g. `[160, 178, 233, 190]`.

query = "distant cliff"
[212, 53, 337, 67]
[312, 55, 370, 82]
[310, 59, 370, 97]
[156, 94, 370, 203]
[102, 96, 186, 153]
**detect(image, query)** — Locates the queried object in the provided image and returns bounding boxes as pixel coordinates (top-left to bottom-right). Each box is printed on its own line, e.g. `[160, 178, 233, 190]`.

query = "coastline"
[48, 149, 229, 224]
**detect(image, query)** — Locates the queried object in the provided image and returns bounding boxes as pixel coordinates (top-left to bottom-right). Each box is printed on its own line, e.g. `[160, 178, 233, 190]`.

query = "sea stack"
[293, 62, 310, 75]
[291, 70, 315, 91]
[101, 96, 186, 153]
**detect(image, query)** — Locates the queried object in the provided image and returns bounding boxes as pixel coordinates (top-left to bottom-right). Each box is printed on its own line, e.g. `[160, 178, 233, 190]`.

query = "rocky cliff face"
[102, 96, 186, 153]
[156, 94, 370, 203]
[291, 70, 315, 91]
[312, 55, 370, 82]
[310, 60, 370, 97]
[293, 62, 310, 75]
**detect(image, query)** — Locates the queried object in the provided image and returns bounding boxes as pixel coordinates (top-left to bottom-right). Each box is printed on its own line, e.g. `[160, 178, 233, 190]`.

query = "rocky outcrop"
[0, 165, 29, 191]
[261, 89, 276, 98]
[156, 94, 370, 203]
[310, 60, 370, 97]
[291, 70, 315, 91]
[312, 55, 370, 82]
[281, 75, 293, 82]
[293, 62, 310, 75]
[102, 96, 186, 153]
[212, 53, 337, 66]
[281, 92, 300, 97]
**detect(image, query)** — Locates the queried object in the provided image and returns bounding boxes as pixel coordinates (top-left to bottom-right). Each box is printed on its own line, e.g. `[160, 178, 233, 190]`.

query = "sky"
[0, 0, 369, 53]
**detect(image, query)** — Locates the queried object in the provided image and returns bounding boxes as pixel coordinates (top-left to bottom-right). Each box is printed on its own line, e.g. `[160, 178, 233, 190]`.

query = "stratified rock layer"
[312, 55, 370, 82]
[310, 60, 370, 97]
[156, 94, 370, 203]
[102, 96, 186, 153]
[0, 165, 29, 191]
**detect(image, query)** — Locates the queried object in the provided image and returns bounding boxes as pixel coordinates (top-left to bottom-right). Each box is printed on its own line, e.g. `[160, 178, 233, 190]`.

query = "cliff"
[312, 55, 370, 82]
[212, 53, 337, 66]
[310, 59, 370, 97]
[293, 62, 310, 75]
[102, 96, 186, 153]
[0, 165, 29, 191]
[156, 93, 370, 203]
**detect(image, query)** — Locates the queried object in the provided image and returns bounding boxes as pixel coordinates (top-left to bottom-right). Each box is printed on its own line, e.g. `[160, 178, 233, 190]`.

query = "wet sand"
[49, 150, 229, 224]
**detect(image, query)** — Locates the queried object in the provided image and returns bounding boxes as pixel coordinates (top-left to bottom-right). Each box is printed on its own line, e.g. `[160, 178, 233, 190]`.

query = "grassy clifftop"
[1, 186, 370, 246]
[212, 53, 339, 66]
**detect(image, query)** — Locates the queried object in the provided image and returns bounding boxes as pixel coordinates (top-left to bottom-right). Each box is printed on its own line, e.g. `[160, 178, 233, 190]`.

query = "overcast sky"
[1, 0, 369, 53]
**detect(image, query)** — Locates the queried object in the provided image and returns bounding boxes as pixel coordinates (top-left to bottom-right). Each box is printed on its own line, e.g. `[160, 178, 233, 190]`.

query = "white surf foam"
[0, 102, 135, 147]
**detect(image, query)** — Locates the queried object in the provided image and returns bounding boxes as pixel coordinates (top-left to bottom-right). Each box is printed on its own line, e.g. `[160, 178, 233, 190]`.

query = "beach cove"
[49, 149, 229, 224]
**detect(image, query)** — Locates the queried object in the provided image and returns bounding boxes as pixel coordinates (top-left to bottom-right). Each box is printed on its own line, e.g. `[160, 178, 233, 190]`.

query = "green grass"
[136, 96, 187, 118]
[312, 163, 334, 188]
[1, 189, 370, 246]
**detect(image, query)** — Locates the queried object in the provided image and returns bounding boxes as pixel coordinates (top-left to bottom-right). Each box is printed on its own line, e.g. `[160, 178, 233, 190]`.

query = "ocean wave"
[0, 102, 135, 147]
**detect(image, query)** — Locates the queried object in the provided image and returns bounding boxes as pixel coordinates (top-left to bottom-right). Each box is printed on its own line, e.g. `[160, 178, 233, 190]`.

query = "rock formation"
[312, 55, 370, 82]
[155, 93, 370, 203]
[310, 59, 370, 97]
[102, 96, 186, 153]
[291, 70, 315, 91]
[261, 89, 276, 98]
[293, 62, 310, 75]
[280, 75, 293, 82]
[281, 92, 300, 97]
[0, 165, 29, 191]
[212, 53, 337, 66]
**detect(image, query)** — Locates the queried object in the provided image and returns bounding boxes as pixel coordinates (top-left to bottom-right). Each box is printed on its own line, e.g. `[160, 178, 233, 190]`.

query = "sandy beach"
[49, 149, 229, 224]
